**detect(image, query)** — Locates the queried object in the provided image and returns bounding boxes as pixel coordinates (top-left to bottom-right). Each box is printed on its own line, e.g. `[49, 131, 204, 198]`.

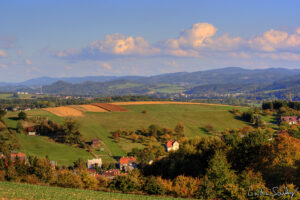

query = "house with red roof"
[119, 157, 137, 172]
[25, 126, 36, 136]
[101, 169, 121, 179]
[280, 116, 300, 125]
[10, 152, 27, 162]
[165, 140, 179, 152]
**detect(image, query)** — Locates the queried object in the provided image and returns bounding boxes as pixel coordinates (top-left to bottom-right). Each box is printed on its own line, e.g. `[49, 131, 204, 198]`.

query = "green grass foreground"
[0, 181, 190, 200]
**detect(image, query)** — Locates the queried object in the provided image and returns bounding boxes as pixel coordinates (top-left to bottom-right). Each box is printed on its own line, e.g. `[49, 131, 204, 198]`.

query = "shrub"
[143, 176, 165, 195]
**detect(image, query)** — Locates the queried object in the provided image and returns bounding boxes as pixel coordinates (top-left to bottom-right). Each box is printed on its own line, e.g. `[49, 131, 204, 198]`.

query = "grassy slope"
[0, 181, 190, 200]
[75, 104, 247, 156]
[4, 110, 92, 166]
[5, 104, 248, 163]
[17, 135, 92, 166]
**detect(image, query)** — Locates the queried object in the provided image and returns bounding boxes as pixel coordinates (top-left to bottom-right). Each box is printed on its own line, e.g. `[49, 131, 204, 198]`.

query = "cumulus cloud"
[249, 28, 300, 52]
[102, 62, 112, 70]
[56, 34, 160, 59]
[25, 59, 31, 65]
[53, 23, 300, 63]
[161, 23, 243, 57]
[0, 50, 7, 58]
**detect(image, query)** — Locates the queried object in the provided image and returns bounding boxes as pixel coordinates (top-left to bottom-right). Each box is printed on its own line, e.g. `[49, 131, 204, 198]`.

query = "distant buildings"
[90, 139, 101, 148]
[165, 140, 179, 152]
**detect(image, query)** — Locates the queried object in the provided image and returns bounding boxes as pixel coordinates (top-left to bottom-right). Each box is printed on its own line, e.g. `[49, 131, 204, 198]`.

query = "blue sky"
[0, 0, 300, 82]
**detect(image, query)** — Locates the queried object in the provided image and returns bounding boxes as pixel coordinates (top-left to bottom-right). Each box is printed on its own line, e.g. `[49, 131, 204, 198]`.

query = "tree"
[18, 111, 27, 120]
[0, 109, 6, 119]
[143, 176, 165, 195]
[196, 151, 238, 199]
[57, 119, 83, 144]
[174, 122, 184, 138]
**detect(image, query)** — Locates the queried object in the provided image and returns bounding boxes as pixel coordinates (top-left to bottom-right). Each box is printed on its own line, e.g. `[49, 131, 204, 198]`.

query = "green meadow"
[0, 181, 190, 200]
[5, 103, 248, 164]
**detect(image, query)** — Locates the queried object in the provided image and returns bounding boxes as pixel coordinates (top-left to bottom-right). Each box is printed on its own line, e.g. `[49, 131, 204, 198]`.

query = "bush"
[143, 176, 165, 195]
[18, 111, 27, 120]
[55, 169, 83, 188]
[109, 175, 140, 193]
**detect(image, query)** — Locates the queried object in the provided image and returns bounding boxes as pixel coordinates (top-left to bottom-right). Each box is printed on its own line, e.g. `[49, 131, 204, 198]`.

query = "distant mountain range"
[0, 67, 300, 100]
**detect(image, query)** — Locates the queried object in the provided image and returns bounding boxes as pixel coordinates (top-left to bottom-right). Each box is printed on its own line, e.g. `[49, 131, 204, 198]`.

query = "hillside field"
[5, 103, 248, 165]
[0, 181, 189, 200]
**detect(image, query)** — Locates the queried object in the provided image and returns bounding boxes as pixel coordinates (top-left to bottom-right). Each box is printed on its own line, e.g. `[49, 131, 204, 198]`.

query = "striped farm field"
[43, 106, 83, 117]
[70, 104, 108, 112]
[92, 103, 128, 112]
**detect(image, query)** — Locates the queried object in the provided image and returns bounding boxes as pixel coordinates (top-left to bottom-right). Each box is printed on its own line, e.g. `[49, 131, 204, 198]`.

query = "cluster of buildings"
[280, 116, 300, 125]
[1, 138, 180, 179]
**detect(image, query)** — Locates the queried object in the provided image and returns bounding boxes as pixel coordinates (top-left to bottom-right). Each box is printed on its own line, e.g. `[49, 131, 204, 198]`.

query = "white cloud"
[161, 23, 243, 57]
[56, 34, 160, 59]
[54, 24, 300, 63]
[102, 62, 112, 70]
[249, 28, 300, 52]
[25, 59, 31, 65]
[0, 49, 7, 58]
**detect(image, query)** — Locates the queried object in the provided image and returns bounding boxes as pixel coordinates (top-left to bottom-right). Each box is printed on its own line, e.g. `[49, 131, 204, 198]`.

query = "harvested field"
[43, 107, 83, 117]
[92, 103, 128, 112]
[70, 105, 108, 112]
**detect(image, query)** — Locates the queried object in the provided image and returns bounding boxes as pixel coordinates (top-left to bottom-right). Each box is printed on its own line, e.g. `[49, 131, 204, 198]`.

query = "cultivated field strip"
[70, 105, 108, 112]
[43, 107, 83, 117]
[92, 103, 128, 112]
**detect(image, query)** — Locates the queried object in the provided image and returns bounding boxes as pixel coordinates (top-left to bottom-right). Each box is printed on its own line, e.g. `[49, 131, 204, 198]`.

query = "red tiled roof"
[166, 140, 176, 148]
[281, 116, 299, 123]
[10, 153, 26, 158]
[119, 157, 136, 164]
[102, 169, 120, 176]
[26, 127, 35, 132]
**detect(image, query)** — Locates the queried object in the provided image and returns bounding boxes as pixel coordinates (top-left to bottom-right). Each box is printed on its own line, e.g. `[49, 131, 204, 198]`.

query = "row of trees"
[262, 100, 300, 111]
[112, 123, 185, 145]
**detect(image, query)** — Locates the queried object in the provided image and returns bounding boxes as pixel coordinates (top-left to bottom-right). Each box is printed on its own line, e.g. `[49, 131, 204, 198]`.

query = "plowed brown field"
[70, 105, 108, 112]
[92, 103, 128, 112]
[43, 107, 83, 117]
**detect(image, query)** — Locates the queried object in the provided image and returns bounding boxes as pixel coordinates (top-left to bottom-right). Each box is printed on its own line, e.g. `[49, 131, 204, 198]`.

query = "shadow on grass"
[199, 127, 214, 136]
[8, 117, 19, 121]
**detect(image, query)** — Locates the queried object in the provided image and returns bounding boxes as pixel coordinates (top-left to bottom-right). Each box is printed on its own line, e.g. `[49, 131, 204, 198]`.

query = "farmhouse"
[280, 116, 300, 125]
[10, 152, 27, 162]
[119, 157, 137, 172]
[165, 140, 179, 152]
[90, 139, 100, 148]
[101, 169, 121, 179]
[87, 158, 102, 169]
[25, 127, 36, 136]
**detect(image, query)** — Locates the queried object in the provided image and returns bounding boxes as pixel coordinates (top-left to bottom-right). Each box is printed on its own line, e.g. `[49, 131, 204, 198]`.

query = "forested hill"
[0, 67, 300, 98]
